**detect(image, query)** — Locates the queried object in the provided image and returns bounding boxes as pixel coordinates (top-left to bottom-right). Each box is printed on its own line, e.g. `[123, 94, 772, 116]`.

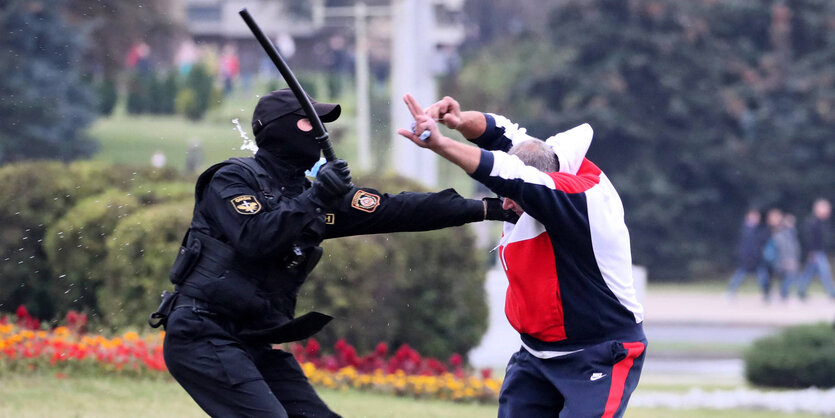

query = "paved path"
[630, 387, 835, 415]
[645, 290, 835, 326]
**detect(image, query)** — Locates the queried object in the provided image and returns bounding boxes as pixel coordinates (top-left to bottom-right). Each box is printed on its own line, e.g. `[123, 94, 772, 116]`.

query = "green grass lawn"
[0, 374, 819, 418]
[88, 113, 252, 173]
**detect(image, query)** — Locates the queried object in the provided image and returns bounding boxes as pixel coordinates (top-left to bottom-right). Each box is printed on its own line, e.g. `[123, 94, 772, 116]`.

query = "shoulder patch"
[230, 195, 262, 215]
[351, 190, 380, 213]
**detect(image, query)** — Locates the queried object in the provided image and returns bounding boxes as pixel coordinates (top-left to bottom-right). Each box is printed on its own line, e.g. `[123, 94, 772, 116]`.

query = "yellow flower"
[54, 326, 71, 337]
[301, 362, 316, 377]
[123, 331, 140, 342]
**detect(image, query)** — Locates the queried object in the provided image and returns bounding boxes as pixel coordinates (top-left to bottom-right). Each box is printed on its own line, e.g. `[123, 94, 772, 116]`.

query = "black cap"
[251, 88, 341, 136]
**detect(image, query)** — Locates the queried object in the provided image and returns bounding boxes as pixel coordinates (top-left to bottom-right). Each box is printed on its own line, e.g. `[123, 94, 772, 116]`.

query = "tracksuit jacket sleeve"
[470, 113, 541, 152]
[470, 149, 602, 237]
[201, 165, 325, 258]
[324, 187, 484, 239]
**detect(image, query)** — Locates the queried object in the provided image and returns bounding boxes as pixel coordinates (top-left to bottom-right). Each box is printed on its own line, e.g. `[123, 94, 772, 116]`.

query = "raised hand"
[397, 94, 445, 149]
[425, 96, 462, 129]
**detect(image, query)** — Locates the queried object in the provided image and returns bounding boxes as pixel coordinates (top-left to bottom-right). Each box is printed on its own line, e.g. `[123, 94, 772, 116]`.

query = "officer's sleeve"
[323, 187, 484, 239]
[201, 166, 325, 257]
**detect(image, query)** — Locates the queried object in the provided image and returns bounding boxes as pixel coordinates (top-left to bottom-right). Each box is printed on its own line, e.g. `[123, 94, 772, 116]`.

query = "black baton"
[239, 8, 338, 162]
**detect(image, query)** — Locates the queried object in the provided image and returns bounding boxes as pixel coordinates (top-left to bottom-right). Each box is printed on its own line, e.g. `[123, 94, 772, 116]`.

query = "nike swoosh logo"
[590, 373, 607, 381]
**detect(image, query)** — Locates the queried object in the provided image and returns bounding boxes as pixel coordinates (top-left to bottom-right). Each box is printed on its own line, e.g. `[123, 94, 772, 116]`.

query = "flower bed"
[0, 309, 501, 403]
[292, 339, 501, 402]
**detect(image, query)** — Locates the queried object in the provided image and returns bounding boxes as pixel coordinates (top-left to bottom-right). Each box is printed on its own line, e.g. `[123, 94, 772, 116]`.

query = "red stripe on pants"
[601, 341, 645, 418]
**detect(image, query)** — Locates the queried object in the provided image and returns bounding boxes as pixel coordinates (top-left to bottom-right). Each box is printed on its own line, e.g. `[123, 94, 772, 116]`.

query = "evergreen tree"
[0, 0, 98, 164]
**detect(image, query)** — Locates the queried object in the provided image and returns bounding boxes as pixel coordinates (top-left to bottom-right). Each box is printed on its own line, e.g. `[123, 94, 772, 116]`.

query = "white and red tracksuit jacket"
[470, 113, 645, 352]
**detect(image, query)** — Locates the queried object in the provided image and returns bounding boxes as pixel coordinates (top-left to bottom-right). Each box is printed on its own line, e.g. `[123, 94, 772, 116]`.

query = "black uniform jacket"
[200, 162, 485, 258]
[177, 157, 483, 343]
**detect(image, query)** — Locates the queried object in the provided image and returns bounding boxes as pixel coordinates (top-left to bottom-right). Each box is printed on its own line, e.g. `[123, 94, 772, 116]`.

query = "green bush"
[298, 174, 488, 359]
[175, 88, 200, 121]
[744, 322, 835, 388]
[66, 160, 178, 198]
[148, 71, 178, 115]
[126, 73, 154, 114]
[0, 161, 181, 319]
[0, 161, 79, 318]
[176, 63, 219, 121]
[42, 189, 141, 316]
[97, 202, 191, 329]
[96, 78, 118, 116]
[129, 181, 194, 205]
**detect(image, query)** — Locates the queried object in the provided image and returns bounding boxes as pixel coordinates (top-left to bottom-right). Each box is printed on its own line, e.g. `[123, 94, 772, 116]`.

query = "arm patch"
[351, 190, 380, 213]
[230, 195, 262, 215]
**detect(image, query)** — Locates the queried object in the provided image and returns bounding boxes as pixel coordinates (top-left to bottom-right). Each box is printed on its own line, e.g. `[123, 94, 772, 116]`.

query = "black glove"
[483, 197, 520, 224]
[308, 159, 352, 207]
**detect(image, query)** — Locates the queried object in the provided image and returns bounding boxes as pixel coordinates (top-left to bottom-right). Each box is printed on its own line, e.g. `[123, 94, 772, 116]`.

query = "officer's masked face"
[256, 114, 321, 169]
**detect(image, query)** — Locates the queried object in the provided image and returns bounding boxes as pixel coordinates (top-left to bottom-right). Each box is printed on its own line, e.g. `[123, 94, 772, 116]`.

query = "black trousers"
[163, 304, 340, 418]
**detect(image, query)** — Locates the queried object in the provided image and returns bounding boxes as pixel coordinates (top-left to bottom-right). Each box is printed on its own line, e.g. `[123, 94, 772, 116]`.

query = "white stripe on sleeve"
[490, 113, 541, 146]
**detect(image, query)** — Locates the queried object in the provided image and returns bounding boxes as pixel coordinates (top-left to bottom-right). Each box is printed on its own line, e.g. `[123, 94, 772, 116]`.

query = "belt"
[173, 294, 217, 317]
[189, 230, 265, 279]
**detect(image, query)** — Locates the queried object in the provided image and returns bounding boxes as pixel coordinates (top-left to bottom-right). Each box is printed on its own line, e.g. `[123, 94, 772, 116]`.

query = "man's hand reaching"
[425, 96, 463, 130]
[423, 96, 487, 140]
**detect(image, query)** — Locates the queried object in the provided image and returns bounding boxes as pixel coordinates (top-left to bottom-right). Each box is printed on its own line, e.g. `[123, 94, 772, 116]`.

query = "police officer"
[157, 89, 514, 418]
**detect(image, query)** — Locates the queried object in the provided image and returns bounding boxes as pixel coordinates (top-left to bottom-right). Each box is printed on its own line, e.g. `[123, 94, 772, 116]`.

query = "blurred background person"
[185, 140, 204, 174]
[725, 209, 770, 299]
[219, 43, 240, 96]
[760, 208, 784, 301]
[150, 149, 166, 168]
[797, 198, 834, 300]
[774, 213, 801, 301]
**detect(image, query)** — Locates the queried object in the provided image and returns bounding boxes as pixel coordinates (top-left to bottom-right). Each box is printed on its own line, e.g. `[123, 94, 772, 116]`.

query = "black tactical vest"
[169, 157, 330, 343]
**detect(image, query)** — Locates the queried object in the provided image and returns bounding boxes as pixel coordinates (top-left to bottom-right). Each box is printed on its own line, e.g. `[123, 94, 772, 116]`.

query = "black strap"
[229, 157, 276, 199]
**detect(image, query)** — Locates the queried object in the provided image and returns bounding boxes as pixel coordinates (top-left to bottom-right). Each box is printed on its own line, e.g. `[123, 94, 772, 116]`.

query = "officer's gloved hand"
[308, 159, 353, 208]
[483, 197, 520, 224]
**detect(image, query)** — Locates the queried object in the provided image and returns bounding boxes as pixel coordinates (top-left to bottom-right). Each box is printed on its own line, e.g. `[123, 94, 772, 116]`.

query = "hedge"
[42, 189, 142, 316]
[744, 322, 835, 388]
[97, 202, 192, 329]
[0, 161, 180, 319]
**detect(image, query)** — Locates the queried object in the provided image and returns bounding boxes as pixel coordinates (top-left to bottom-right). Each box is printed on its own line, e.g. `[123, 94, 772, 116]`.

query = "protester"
[398, 94, 645, 418]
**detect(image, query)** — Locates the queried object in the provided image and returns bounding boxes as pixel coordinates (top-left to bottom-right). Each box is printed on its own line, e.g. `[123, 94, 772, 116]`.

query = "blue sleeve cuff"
[470, 113, 497, 148]
[469, 149, 494, 182]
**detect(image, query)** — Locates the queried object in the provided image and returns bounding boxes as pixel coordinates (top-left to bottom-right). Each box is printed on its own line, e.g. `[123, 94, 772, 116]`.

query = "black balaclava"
[257, 113, 321, 169]
[255, 114, 320, 196]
